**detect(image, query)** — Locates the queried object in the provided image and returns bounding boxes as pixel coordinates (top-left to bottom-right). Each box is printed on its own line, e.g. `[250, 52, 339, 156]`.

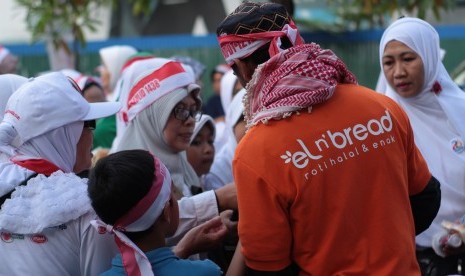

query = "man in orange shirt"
[216, 2, 441, 275]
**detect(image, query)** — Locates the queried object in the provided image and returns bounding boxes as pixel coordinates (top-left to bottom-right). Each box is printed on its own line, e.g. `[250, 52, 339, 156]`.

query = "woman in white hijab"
[116, 57, 203, 199]
[379, 17, 465, 274]
[98, 45, 137, 100]
[214, 70, 242, 152]
[204, 89, 246, 191]
[0, 72, 121, 275]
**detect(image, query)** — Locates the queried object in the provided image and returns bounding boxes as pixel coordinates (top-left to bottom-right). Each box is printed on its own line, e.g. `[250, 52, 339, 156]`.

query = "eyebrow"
[383, 50, 417, 58]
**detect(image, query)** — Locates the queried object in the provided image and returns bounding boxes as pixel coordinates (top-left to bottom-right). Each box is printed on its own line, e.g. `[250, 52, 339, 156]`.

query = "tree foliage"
[325, 0, 454, 29]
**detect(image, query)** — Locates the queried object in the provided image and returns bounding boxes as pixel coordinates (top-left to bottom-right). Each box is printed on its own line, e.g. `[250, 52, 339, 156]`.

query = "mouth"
[395, 82, 411, 90]
[202, 158, 214, 165]
[180, 133, 193, 140]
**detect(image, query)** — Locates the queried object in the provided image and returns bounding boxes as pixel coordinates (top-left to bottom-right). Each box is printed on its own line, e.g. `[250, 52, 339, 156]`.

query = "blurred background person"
[0, 46, 18, 74]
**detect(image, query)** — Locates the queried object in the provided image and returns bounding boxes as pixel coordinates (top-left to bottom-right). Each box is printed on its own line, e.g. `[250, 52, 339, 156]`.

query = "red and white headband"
[91, 156, 172, 276]
[218, 21, 304, 66]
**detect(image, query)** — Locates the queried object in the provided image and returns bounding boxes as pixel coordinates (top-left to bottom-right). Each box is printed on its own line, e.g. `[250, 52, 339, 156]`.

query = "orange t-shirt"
[233, 84, 431, 275]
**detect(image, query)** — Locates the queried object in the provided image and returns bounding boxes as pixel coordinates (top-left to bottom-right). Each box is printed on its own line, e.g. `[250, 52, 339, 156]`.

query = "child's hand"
[173, 216, 227, 258]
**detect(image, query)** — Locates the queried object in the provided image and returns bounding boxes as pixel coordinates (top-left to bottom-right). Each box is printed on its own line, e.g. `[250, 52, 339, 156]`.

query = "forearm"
[410, 175, 441, 235]
[167, 191, 219, 246]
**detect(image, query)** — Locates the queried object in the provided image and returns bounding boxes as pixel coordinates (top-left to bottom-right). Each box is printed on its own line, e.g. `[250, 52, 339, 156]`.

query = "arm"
[167, 190, 219, 246]
[233, 160, 293, 272]
[167, 184, 237, 246]
[226, 241, 245, 276]
[172, 216, 228, 258]
[410, 176, 441, 235]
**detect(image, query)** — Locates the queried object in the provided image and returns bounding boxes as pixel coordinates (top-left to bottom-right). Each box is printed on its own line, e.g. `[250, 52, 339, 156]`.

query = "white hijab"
[379, 17, 465, 246]
[112, 57, 201, 197]
[0, 74, 28, 121]
[215, 70, 238, 151]
[205, 89, 245, 190]
[117, 90, 200, 197]
[99, 45, 137, 98]
[111, 57, 160, 152]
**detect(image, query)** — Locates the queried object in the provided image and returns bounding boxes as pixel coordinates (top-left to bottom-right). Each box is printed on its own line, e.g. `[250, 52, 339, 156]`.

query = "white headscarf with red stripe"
[91, 155, 172, 276]
[115, 58, 201, 197]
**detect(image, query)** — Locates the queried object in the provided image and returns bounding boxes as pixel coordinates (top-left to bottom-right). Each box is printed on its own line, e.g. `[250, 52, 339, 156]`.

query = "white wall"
[0, 0, 112, 44]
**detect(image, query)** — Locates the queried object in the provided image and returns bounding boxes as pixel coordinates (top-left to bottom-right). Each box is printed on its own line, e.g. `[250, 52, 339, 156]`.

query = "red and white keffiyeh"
[243, 43, 357, 129]
[91, 156, 172, 276]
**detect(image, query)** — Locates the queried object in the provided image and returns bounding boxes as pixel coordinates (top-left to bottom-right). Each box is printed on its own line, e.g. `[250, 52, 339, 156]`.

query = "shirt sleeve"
[233, 159, 292, 271]
[404, 112, 432, 195]
[166, 190, 219, 246]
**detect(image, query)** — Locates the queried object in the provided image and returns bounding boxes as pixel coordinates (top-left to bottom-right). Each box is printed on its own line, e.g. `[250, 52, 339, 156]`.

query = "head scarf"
[116, 58, 201, 198]
[0, 72, 120, 197]
[220, 70, 237, 114]
[99, 45, 137, 94]
[170, 56, 206, 81]
[217, 2, 304, 66]
[379, 17, 465, 247]
[217, 2, 356, 129]
[91, 155, 171, 276]
[206, 89, 246, 190]
[0, 74, 28, 121]
[245, 43, 356, 129]
[190, 114, 216, 144]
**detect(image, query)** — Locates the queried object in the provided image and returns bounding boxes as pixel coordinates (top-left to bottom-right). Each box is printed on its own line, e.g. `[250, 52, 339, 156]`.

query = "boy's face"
[166, 187, 179, 236]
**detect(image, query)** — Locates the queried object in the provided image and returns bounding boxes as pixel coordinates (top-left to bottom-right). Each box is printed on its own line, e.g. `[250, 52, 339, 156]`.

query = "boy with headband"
[88, 149, 223, 275]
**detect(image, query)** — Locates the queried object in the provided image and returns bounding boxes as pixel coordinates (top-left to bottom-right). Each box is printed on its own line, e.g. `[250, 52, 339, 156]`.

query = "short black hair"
[88, 150, 155, 226]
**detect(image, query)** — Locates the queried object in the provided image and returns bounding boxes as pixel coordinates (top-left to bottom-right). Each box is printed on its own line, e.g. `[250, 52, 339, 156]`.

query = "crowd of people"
[0, 1, 464, 275]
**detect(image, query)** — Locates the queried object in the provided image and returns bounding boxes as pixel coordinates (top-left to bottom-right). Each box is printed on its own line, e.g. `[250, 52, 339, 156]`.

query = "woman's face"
[186, 124, 215, 176]
[98, 65, 111, 96]
[382, 40, 425, 98]
[163, 94, 199, 153]
[73, 124, 94, 174]
[83, 85, 106, 103]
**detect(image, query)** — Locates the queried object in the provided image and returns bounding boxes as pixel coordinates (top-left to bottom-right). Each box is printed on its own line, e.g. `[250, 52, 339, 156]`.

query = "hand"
[220, 210, 238, 238]
[442, 231, 465, 256]
[173, 216, 228, 258]
[214, 182, 237, 211]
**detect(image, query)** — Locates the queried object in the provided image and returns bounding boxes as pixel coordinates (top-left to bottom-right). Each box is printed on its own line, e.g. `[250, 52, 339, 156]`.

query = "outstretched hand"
[173, 216, 228, 259]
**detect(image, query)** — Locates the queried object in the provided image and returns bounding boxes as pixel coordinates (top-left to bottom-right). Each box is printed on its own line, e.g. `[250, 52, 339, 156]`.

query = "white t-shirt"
[0, 212, 117, 276]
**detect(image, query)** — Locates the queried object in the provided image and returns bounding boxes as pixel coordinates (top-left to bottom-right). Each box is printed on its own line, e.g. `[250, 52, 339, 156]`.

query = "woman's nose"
[393, 62, 406, 78]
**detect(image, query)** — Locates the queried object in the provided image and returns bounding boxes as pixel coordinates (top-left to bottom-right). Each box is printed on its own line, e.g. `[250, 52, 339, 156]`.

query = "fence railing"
[6, 25, 465, 97]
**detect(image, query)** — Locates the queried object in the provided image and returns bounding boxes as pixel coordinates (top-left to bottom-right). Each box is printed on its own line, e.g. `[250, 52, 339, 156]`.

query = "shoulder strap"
[0, 173, 38, 208]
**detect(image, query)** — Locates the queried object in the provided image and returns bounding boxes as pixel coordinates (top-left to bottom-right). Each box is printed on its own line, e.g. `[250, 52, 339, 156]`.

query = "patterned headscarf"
[217, 2, 304, 66]
[216, 2, 357, 129]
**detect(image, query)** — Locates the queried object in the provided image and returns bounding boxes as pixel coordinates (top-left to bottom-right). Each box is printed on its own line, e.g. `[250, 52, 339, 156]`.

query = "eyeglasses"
[84, 120, 96, 130]
[173, 107, 202, 122]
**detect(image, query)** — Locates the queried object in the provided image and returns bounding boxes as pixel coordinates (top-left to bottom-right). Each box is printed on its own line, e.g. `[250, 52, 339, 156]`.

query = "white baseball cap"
[3, 72, 121, 145]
